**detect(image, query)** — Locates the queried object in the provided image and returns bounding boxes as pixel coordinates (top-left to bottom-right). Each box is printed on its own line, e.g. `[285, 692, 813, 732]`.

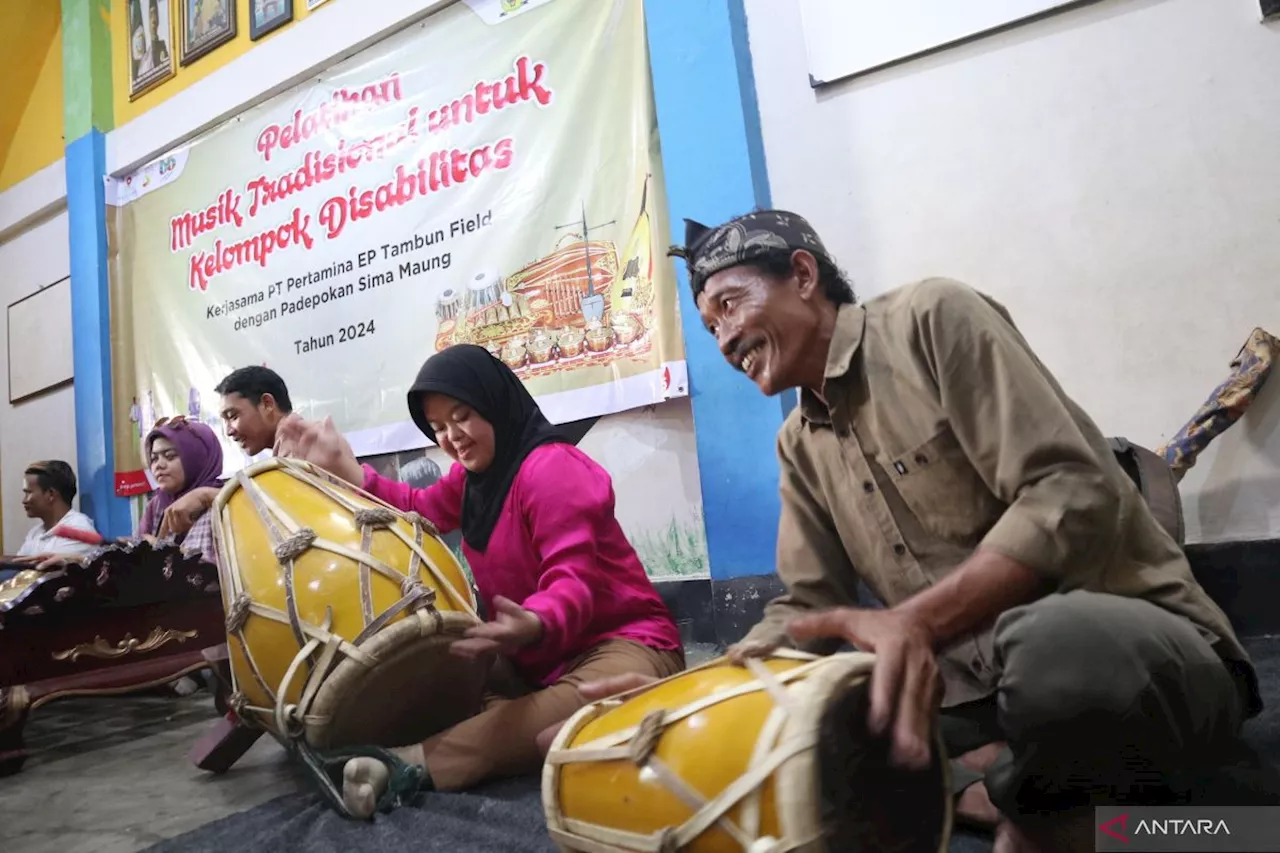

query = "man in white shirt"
[15, 460, 100, 560]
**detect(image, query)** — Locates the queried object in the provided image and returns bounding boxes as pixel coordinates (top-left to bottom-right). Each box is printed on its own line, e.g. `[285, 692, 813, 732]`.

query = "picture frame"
[179, 0, 238, 66]
[250, 0, 294, 40]
[127, 0, 176, 100]
[306, 0, 332, 11]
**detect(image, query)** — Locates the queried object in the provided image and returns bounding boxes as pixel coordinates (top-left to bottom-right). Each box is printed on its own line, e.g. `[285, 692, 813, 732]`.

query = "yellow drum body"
[543, 651, 952, 853]
[213, 457, 486, 749]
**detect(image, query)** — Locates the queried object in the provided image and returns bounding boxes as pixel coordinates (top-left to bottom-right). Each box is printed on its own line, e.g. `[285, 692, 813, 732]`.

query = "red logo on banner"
[115, 469, 153, 498]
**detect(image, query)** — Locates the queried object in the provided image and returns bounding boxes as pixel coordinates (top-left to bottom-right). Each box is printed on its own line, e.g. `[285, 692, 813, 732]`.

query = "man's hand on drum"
[788, 607, 941, 771]
[15, 552, 75, 571]
[273, 414, 364, 486]
[725, 638, 780, 665]
[450, 595, 545, 660]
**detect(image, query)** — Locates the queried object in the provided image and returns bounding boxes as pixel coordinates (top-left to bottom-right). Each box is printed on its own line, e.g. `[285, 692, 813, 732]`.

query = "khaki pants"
[422, 639, 685, 790]
[940, 591, 1252, 816]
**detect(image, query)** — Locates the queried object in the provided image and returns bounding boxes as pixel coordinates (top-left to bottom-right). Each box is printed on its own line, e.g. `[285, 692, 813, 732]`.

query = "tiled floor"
[0, 692, 301, 853]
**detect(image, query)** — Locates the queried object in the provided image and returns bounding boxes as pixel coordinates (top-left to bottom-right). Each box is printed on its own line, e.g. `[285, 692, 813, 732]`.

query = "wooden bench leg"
[202, 645, 234, 716]
[0, 686, 30, 777]
[189, 712, 265, 774]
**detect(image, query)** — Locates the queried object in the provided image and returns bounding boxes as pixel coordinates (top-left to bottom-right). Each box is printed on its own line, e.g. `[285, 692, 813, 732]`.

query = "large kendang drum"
[543, 651, 953, 853]
[211, 457, 486, 811]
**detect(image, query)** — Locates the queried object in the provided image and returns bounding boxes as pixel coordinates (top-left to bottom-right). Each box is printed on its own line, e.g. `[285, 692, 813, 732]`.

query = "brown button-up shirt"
[745, 278, 1258, 711]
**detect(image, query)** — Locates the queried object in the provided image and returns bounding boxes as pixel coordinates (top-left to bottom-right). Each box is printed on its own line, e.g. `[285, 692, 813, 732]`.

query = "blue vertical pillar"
[65, 131, 130, 538]
[64, 0, 130, 538]
[645, 0, 782, 591]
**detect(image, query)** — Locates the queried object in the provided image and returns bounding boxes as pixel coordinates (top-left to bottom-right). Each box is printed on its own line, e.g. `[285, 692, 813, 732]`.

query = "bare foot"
[340, 744, 427, 820]
[957, 781, 1001, 828]
[342, 756, 389, 819]
[953, 742, 1008, 828]
[957, 741, 1007, 774]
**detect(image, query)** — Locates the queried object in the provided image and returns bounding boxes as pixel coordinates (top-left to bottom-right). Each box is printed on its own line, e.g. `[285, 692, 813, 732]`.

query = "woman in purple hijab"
[139, 416, 224, 563]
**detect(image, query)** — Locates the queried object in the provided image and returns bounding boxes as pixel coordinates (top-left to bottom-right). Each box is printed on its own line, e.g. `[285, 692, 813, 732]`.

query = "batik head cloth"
[666, 210, 834, 299]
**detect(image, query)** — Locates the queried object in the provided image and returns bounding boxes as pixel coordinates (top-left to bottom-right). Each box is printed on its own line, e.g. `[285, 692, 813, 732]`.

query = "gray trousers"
[940, 591, 1248, 816]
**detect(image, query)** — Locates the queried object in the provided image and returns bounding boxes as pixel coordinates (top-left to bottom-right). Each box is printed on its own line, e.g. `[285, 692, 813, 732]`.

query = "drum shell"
[542, 652, 952, 853]
[213, 458, 484, 748]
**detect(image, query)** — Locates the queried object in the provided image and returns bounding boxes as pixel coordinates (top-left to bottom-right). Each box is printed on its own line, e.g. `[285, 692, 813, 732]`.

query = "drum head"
[816, 677, 951, 853]
[306, 610, 487, 749]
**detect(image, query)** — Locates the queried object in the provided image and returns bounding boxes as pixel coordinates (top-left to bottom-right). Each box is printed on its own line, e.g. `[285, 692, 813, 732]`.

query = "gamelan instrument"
[211, 457, 486, 812]
[543, 651, 953, 853]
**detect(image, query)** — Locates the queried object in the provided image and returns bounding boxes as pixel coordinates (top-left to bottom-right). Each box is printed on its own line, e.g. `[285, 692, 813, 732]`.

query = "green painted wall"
[62, 0, 113, 140]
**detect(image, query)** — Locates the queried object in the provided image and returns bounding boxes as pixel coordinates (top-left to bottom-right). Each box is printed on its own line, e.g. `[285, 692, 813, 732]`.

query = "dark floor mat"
[128, 636, 1280, 853]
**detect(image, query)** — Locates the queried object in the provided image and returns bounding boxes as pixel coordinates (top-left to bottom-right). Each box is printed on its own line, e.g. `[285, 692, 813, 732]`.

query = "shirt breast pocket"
[883, 426, 1004, 546]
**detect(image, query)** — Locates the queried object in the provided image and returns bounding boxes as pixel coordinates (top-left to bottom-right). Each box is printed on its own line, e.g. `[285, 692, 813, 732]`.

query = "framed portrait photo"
[179, 0, 238, 66]
[250, 0, 294, 40]
[127, 0, 176, 100]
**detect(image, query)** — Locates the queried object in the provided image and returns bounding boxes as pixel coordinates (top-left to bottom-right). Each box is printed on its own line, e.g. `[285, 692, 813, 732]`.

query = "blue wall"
[66, 130, 132, 539]
[644, 0, 783, 581]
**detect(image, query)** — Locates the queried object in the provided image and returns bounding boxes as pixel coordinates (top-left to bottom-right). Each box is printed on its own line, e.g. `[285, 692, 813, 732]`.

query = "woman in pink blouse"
[278, 344, 684, 816]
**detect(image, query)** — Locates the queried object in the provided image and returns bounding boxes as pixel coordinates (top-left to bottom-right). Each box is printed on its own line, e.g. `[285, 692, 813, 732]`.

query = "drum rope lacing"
[211, 459, 481, 819]
[289, 465, 476, 618]
[223, 467, 453, 731]
[544, 654, 831, 853]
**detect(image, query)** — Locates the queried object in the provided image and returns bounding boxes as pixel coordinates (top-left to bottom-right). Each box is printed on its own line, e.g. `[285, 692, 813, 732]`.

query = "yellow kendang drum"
[212, 457, 487, 761]
[543, 651, 953, 853]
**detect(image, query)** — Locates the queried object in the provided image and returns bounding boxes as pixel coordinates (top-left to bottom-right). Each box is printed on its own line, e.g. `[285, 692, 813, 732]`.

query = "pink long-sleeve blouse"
[361, 443, 683, 685]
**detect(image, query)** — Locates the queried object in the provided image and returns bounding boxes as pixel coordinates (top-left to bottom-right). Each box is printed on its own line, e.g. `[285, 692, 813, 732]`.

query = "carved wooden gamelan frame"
[0, 541, 228, 776]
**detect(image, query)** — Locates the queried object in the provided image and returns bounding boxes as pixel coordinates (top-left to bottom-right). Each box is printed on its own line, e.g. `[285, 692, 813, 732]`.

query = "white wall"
[743, 0, 1280, 544]
[0, 198, 77, 552]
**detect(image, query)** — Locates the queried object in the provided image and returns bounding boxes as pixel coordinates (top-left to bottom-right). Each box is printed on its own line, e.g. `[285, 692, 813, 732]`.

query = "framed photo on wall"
[306, 0, 332, 11]
[179, 0, 237, 66]
[251, 0, 294, 40]
[127, 0, 176, 100]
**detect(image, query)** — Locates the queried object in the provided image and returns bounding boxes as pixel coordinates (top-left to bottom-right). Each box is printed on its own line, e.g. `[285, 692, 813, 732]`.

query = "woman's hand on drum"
[450, 595, 545, 660]
[788, 607, 941, 772]
[273, 415, 365, 486]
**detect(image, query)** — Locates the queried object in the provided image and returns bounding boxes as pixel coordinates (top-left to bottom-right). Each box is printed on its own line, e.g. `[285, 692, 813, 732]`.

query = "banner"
[107, 0, 687, 495]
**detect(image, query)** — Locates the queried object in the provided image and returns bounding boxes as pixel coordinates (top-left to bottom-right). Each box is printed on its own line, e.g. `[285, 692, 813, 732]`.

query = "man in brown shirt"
[669, 210, 1261, 851]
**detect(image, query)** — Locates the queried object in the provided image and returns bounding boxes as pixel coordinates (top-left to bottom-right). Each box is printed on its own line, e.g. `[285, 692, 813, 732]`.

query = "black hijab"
[407, 344, 568, 553]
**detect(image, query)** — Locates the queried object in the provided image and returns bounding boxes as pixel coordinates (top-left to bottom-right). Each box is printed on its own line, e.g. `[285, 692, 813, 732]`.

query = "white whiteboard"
[799, 0, 1086, 85]
[8, 277, 74, 402]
